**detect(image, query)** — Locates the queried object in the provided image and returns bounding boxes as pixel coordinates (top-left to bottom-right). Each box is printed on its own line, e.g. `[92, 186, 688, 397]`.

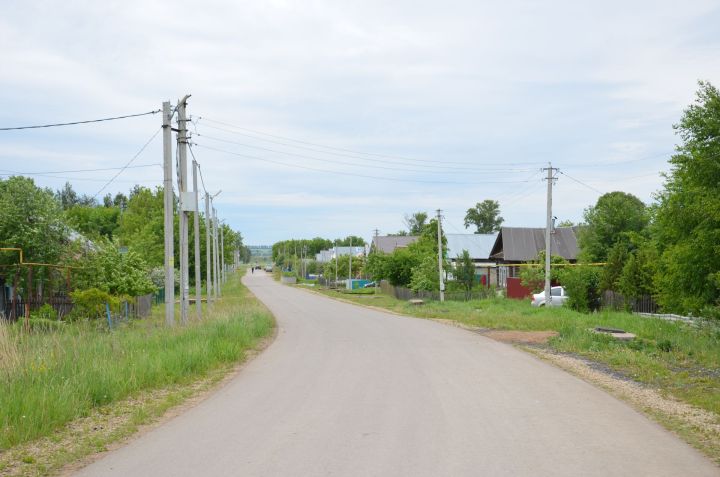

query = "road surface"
[75, 272, 718, 476]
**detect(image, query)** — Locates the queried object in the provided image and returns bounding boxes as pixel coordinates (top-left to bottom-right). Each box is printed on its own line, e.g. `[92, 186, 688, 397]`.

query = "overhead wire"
[195, 143, 536, 186]
[92, 127, 162, 198]
[0, 110, 161, 131]
[0, 163, 160, 175]
[558, 171, 604, 195]
[197, 133, 532, 176]
[197, 117, 542, 168]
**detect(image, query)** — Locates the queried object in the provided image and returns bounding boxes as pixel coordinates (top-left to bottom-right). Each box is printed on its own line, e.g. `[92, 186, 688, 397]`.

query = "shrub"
[30, 304, 57, 321]
[68, 288, 119, 321]
[560, 265, 601, 313]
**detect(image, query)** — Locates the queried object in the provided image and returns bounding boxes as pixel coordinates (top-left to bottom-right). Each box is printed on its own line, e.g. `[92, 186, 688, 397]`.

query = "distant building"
[371, 235, 419, 254]
[316, 246, 365, 263]
[445, 233, 498, 286]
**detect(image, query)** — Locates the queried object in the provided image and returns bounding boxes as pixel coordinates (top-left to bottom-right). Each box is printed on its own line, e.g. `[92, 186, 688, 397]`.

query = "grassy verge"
[0, 270, 274, 453]
[316, 288, 720, 417]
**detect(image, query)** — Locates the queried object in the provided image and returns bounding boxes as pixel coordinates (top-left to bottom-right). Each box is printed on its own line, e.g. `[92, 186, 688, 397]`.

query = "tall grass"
[0, 272, 273, 450]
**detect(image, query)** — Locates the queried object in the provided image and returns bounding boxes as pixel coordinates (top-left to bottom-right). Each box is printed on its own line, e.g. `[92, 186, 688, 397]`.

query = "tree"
[464, 200, 503, 233]
[519, 251, 568, 292]
[578, 192, 649, 263]
[116, 186, 166, 267]
[653, 81, 720, 314]
[559, 265, 601, 313]
[557, 219, 575, 227]
[404, 212, 428, 235]
[55, 182, 95, 209]
[73, 241, 155, 296]
[455, 250, 476, 300]
[65, 205, 120, 240]
[409, 255, 439, 292]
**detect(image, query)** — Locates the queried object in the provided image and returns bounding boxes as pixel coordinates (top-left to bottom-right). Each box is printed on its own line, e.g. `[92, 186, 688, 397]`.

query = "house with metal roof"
[371, 235, 419, 254]
[445, 233, 499, 286]
[489, 226, 580, 296]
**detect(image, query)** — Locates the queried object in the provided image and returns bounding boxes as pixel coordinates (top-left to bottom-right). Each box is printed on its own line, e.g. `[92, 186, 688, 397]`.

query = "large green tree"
[464, 200, 503, 233]
[578, 192, 649, 263]
[404, 211, 428, 235]
[653, 81, 720, 314]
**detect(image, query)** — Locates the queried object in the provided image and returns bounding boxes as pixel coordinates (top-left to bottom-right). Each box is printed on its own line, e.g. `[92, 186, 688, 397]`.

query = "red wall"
[506, 277, 534, 299]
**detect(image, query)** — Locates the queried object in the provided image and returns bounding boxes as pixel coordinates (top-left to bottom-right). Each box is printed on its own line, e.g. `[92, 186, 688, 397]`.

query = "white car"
[531, 286, 568, 307]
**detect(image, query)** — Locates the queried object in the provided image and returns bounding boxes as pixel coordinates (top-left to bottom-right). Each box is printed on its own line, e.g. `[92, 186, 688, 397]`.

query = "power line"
[0, 173, 159, 183]
[197, 117, 541, 168]
[0, 110, 161, 131]
[188, 143, 208, 195]
[0, 163, 160, 175]
[92, 127, 162, 198]
[559, 171, 604, 195]
[197, 133, 532, 175]
[195, 143, 535, 185]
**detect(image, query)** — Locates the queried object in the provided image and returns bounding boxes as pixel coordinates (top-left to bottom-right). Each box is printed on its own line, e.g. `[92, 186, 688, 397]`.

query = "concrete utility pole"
[348, 237, 352, 288]
[192, 160, 201, 321]
[162, 101, 174, 326]
[542, 163, 559, 306]
[334, 240, 338, 288]
[177, 95, 191, 325]
[205, 192, 212, 307]
[437, 209, 445, 302]
[214, 207, 221, 297]
[220, 222, 225, 284]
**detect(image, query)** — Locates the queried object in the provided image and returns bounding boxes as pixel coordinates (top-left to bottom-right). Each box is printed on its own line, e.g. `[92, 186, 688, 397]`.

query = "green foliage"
[68, 288, 119, 321]
[463, 200, 503, 233]
[409, 255, 439, 292]
[519, 252, 568, 292]
[404, 211, 428, 235]
[653, 81, 720, 315]
[0, 176, 66, 268]
[30, 304, 57, 321]
[73, 242, 155, 297]
[617, 245, 657, 302]
[384, 248, 420, 286]
[55, 182, 96, 209]
[116, 186, 165, 267]
[454, 250, 476, 299]
[599, 242, 629, 292]
[560, 265, 601, 313]
[578, 191, 649, 262]
[323, 255, 365, 281]
[65, 205, 120, 240]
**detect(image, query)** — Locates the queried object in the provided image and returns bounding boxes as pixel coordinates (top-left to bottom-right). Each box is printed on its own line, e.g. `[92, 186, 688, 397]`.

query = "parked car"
[362, 281, 377, 288]
[531, 286, 568, 307]
[264, 265, 273, 272]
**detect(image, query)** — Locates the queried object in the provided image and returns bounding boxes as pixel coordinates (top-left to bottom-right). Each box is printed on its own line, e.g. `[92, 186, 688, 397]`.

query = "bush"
[560, 265, 601, 313]
[68, 288, 119, 321]
[30, 304, 57, 321]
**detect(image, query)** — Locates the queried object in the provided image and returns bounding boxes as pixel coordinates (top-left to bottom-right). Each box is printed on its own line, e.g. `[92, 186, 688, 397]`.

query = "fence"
[379, 281, 496, 302]
[602, 291, 659, 314]
[1, 293, 155, 323]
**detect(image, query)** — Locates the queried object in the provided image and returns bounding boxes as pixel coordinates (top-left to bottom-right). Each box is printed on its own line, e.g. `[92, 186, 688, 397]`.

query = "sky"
[1, 0, 719, 246]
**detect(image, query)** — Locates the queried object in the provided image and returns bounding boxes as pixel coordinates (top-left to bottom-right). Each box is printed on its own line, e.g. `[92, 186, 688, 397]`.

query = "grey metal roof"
[371, 235, 419, 253]
[445, 233, 497, 260]
[489, 227, 579, 262]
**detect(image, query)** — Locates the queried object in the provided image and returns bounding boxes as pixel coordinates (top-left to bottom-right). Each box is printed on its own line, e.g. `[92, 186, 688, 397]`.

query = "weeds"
[0, 272, 273, 450]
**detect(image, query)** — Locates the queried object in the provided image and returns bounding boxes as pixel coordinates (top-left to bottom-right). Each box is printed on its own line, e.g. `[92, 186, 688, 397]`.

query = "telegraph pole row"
[162, 95, 234, 326]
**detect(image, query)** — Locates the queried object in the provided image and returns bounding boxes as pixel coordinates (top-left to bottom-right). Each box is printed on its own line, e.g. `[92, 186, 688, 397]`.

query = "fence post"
[105, 303, 112, 329]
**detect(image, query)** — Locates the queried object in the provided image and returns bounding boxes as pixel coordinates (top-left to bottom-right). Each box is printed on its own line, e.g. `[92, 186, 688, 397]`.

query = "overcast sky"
[2, 0, 719, 245]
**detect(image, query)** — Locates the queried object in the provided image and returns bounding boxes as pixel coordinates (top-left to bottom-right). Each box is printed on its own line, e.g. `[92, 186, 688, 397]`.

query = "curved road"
[76, 272, 718, 476]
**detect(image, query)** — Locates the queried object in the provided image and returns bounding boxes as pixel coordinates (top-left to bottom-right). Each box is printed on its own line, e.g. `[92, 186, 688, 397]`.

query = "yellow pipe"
[0, 247, 81, 269]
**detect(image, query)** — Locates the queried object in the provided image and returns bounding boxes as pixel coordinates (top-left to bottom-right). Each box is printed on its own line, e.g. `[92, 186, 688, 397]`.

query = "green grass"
[318, 288, 720, 416]
[0, 271, 274, 450]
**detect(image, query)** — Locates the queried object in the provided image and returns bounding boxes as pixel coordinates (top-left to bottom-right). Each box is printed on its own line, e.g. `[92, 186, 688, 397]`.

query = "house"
[315, 246, 365, 263]
[445, 233, 498, 286]
[371, 235, 419, 254]
[489, 226, 579, 297]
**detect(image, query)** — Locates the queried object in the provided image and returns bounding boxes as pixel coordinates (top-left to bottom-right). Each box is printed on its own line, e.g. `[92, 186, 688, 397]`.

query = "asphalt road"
[75, 271, 718, 476]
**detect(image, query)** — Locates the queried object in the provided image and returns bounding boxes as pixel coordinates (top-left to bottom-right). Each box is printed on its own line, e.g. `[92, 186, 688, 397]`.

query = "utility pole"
[205, 192, 212, 307]
[177, 95, 191, 325]
[348, 237, 352, 289]
[220, 221, 225, 284]
[437, 209, 445, 302]
[214, 206, 221, 297]
[542, 163, 559, 306]
[373, 229, 379, 294]
[162, 101, 174, 326]
[334, 240, 338, 288]
[192, 160, 201, 321]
